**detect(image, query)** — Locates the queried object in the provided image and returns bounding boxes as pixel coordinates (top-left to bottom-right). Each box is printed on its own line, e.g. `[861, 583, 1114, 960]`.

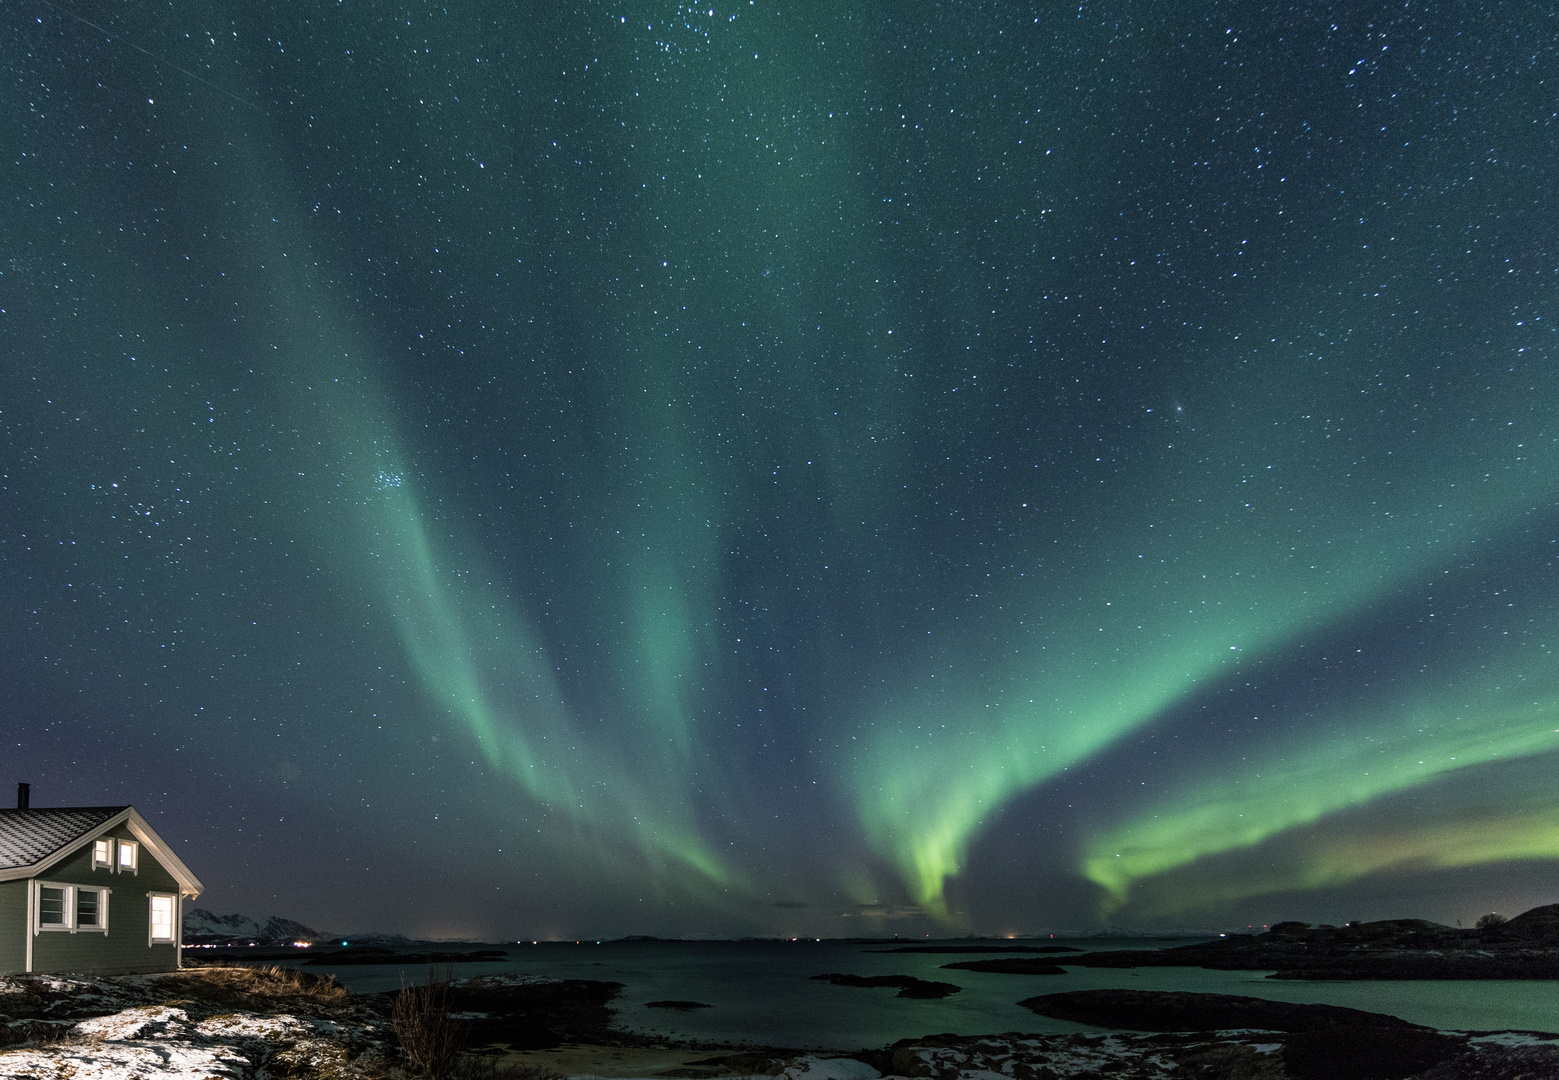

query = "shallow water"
[299, 938, 1559, 1050]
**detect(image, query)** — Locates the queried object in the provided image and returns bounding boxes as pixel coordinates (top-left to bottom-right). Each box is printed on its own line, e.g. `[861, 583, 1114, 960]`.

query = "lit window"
[149, 895, 175, 942]
[93, 839, 113, 869]
[118, 840, 138, 873]
[39, 886, 66, 925]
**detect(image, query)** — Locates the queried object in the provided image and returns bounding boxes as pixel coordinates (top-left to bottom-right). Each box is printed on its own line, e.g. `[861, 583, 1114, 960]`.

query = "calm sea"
[299, 938, 1559, 1051]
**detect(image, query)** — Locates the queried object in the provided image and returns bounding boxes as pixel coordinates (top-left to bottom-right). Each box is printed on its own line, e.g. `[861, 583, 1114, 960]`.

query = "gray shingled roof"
[0, 807, 127, 870]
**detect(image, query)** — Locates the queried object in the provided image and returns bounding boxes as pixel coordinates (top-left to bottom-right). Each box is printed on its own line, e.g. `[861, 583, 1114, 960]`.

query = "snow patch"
[75, 1005, 194, 1041]
[776, 1055, 882, 1080]
[0, 1039, 254, 1079]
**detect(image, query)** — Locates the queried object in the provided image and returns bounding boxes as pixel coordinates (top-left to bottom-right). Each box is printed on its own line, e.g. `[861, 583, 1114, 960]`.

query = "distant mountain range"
[182, 907, 332, 945]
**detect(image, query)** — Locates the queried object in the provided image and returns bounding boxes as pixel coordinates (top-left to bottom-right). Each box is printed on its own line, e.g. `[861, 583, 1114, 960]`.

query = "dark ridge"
[1063, 903, 1559, 980]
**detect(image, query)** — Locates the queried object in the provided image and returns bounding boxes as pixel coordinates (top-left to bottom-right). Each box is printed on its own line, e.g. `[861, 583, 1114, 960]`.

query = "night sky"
[3, 1, 1556, 940]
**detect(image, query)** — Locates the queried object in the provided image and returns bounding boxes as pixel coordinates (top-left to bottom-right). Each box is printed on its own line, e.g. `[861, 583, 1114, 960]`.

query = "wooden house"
[0, 785, 204, 975]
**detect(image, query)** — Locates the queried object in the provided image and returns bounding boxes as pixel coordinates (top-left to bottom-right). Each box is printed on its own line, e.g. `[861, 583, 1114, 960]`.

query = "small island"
[645, 999, 715, 1010]
[809, 973, 962, 999]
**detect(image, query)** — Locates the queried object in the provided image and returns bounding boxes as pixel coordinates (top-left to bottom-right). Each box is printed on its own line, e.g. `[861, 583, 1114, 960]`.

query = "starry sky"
[3, 1, 1556, 940]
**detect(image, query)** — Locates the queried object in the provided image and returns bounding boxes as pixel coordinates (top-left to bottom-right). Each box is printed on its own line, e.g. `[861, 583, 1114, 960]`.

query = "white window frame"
[75, 883, 110, 931]
[92, 839, 114, 871]
[147, 893, 176, 945]
[33, 881, 111, 934]
[118, 840, 139, 874]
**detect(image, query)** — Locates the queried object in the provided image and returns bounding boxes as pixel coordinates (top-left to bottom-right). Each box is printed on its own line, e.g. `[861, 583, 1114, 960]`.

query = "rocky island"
[810, 973, 963, 999]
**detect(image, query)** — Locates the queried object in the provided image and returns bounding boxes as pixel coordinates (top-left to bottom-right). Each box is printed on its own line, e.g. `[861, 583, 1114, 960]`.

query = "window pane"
[94, 840, 110, 865]
[150, 895, 174, 940]
[77, 890, 99, 926]
[119, 842, 137, 869]
[40, 887, 66, 924]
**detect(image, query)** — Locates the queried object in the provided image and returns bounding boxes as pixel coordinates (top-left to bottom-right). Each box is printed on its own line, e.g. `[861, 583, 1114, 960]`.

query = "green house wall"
[6, 822, 188, 976]
[0, 880, 25, 972]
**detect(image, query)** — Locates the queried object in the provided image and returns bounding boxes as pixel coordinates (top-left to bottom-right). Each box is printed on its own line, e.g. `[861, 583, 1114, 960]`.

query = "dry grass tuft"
[163, 962, 350, 1010]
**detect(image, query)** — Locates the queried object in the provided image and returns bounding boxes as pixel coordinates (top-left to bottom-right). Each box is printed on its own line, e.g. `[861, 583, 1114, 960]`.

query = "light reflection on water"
[300, 939, 1559, 1051]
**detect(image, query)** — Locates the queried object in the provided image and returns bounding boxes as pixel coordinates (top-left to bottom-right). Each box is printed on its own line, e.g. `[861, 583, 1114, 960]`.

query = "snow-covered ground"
[0, 969, 387, 1079]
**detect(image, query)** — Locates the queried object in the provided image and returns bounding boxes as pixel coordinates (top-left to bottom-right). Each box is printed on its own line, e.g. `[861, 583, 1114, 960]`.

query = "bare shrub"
[394, 967, 465, 1079]
[1475, 911, 1509, 929]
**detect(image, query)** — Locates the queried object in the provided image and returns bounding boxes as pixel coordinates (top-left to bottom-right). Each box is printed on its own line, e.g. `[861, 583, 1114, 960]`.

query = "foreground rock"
[856, 1030, 1559, 1080]
[1069, 903, 1559, 980]
[0, 965, 628, 1076]
[0, 968, 391, 1077]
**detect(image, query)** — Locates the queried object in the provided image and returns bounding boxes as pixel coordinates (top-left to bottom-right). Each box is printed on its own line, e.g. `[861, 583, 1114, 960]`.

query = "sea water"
[303, 938, 1559, 1050]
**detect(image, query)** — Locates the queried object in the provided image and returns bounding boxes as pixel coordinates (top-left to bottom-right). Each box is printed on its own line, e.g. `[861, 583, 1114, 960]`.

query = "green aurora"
[3, 0, 1557, 935]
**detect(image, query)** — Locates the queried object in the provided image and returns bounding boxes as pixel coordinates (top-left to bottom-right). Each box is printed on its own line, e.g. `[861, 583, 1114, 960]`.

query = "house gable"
[0, 808, 203, 896]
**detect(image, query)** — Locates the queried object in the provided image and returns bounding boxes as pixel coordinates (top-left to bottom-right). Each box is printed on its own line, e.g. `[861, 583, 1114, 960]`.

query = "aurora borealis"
[3, 0, 1556, 938]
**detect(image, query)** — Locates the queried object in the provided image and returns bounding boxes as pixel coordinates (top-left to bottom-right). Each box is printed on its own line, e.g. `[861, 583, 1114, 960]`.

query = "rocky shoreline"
[2, 965, 1557, 1079]
[6, 908, 1559, 1080]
